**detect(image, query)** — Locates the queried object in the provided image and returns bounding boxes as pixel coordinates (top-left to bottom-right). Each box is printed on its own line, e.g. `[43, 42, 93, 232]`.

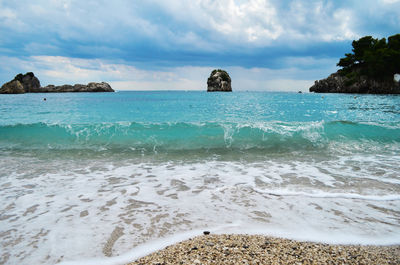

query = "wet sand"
[128, 234, 400, 265]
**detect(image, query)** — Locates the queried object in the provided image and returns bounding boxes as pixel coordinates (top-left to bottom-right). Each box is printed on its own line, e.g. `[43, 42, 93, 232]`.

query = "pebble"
[127, 234, 400, 265]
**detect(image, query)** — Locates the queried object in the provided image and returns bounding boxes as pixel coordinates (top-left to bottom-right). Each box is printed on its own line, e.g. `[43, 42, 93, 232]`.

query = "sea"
[0, 91, 399, 265]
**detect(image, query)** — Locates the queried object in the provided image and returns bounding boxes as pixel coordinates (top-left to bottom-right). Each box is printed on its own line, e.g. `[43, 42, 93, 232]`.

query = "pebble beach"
[128, 234, 400, 265]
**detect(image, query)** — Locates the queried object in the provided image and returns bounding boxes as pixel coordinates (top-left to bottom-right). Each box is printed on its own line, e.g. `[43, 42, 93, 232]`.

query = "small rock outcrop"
[0, 72, 114, 94]
[309, 72, 400, 94]
[0, 72, 40, 94]
[207, 69, 232, 92]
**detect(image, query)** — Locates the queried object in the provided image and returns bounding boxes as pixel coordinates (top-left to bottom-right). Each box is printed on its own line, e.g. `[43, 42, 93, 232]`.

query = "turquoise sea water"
[1, 91, 399, 157]
[1, 91, 400, 264]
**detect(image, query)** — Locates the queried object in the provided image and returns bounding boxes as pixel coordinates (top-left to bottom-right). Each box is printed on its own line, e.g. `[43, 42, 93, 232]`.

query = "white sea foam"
[1, 154, 400, 265]
[253, 188, 400, 201]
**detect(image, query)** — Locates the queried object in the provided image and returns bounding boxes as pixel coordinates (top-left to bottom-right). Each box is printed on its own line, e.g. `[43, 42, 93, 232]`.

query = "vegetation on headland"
[310, 34, 400, 93]
[337, 34, 400, 82]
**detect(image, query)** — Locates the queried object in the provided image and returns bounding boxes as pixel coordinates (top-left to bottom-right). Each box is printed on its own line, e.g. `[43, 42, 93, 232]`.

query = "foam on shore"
[2, 157, 400, 264]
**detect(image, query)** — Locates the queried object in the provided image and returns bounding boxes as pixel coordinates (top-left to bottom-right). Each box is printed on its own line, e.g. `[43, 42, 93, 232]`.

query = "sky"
[0, 0, 399, 92]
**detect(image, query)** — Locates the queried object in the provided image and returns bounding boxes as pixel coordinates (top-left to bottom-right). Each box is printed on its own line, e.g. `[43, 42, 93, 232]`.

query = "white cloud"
[0, 5, 24, 31]
[28, 56, 169, 84]
[0, 7, 16, 19]
[150, 0, 283, 45]
[381, 0, 400, 3]
[281, 1, 358, 42]
[151, 0, 359, 46]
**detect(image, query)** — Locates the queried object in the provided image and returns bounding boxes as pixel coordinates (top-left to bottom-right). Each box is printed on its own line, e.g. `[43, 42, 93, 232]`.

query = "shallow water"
[0, 91, 399, 264]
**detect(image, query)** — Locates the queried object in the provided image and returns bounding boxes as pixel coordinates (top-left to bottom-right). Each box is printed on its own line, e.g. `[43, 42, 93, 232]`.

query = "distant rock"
[0, 72, 114, 94]
[39, 82, 114, 93]
[207, 69, 232, 92]
[309, 72, 400, 94]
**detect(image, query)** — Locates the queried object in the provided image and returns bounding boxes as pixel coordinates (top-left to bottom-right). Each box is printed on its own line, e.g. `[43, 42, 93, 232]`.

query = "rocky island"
[207, 69, 232, 92]
[310, 34, 400, 94]
[0, 72, 114, 94]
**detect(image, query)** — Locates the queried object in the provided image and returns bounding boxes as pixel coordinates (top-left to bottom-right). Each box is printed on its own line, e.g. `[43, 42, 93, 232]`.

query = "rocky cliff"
[309, 72, 400, 94]
[207, 69, 232, 92]
[0, 72, 114, 94]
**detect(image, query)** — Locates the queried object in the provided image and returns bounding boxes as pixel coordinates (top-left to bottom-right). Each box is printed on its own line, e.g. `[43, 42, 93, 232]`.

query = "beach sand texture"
[128, 234, 400, 265]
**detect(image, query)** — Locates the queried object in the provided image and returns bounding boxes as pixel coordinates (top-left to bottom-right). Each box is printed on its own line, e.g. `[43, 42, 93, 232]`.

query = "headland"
[310, 34, 400, 94]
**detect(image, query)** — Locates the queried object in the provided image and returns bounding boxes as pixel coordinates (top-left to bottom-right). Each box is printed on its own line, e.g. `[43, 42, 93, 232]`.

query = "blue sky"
[0, 0, 399, 91]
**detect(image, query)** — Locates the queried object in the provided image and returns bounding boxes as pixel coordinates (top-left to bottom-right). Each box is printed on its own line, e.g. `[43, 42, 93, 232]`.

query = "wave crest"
[0, 121, 399, 153]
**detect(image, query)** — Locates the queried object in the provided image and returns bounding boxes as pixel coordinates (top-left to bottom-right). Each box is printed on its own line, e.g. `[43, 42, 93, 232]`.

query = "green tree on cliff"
[337, 34, 400, 81]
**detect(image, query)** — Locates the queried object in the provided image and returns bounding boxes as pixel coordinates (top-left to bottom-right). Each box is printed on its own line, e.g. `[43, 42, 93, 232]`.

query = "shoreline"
[128, 234, 400, 265]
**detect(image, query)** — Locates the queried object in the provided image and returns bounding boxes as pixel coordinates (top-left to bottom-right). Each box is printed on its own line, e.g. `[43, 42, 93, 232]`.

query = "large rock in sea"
[0, 72, 114, 93]
[207, 69, 232, 92]
[310, 72, 400, 94]
[0, 72, 40, 94]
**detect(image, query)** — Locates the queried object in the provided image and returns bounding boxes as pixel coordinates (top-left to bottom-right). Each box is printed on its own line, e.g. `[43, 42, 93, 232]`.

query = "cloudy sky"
[0, 0, 399, 91]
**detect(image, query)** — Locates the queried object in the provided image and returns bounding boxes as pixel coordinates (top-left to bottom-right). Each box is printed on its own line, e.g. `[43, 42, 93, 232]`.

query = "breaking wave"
[0, 121, 399, 153]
